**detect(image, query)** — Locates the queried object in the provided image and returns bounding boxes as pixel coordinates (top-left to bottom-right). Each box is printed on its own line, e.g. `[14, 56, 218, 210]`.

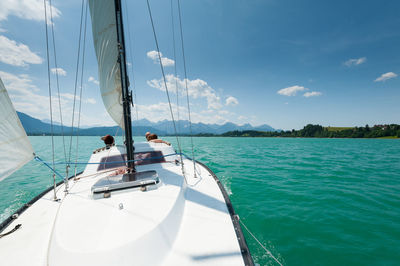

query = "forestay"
[0, 78, 34, 181]
[89, 0, 124, 128]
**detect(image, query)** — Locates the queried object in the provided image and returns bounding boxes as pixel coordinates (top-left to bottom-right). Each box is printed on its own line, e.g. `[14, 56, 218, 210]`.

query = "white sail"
[0, 78, 34, 181]
[89, 0, 124, 129]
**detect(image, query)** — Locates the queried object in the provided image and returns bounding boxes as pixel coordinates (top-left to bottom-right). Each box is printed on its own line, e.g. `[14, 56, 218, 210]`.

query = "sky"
[0, 0, 399, 130]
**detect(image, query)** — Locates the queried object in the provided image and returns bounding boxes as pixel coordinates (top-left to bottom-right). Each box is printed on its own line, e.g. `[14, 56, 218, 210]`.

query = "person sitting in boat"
[145, 132, 171, 145]
[145, 131, 151, 140]
[101, 134, 115, 149]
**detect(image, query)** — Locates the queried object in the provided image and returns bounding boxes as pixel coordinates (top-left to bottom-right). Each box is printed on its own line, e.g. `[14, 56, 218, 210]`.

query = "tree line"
[219, 124, 400, 138]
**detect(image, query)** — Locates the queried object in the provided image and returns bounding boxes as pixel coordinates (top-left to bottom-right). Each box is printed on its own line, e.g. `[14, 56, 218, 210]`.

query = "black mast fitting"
[114, 0, 135, 171]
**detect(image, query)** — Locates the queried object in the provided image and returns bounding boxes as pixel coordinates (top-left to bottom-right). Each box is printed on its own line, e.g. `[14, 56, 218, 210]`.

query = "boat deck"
[0, 142, 252, 265]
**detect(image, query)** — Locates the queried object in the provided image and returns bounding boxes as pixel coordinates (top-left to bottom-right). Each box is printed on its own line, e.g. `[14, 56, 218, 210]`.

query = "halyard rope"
[49, 0, 67, 163]
[67, 0, 85, 169]
[170, 0, 186, 178]
[43, 0, 57, 200]
[177, 0, 197, 178]
[170, 0, 181, 130]
[146, 0, 185, 178]
[74, 1, 88, 177]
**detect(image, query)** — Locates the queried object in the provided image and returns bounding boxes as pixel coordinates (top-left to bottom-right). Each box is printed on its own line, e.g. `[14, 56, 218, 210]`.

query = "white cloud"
[0, 70, 39, 92]
[135, 100, 241, 125]
[0, 70, 110, 127]
[0, 35, 43, 67]
[303, 91, 322, 97]
[85, 98, 96, 104]
[136, 102, 186, 123]
[88, 76, 99, 85]
[50, 67, 66, 76]
[58, 93, 95, 104]
[277, 85, 308, 96]
[147, 50, 175, 67]
[147, 74, 223, 109]
[225, 96, 239, 106]
[218, 110, 230, 115]
[374, 72, 397, 82]
[58, 93, 77, 101]
[0, 0, 60, 23]
[344, 57, 366, 67]
[1, 71, 239, 127]
[0, 70, 53, 119]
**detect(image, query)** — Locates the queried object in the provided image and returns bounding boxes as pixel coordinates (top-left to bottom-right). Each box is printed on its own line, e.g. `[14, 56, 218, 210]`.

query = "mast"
[114, 0, 135, 171]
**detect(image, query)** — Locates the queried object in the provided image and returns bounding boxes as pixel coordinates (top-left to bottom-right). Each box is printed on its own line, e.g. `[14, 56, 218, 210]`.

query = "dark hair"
[147, 133, 158, 140]
[101, 135, 114, 145]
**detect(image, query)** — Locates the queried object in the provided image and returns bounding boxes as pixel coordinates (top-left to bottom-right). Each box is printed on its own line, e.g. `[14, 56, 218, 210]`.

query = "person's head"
[145, 132, 151, 140]
[101, 134, 114, 145]
[148, 133, 158, 140]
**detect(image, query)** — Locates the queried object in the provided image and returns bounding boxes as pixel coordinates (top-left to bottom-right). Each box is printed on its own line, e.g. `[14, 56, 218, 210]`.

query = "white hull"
[0, 142, 252, 265]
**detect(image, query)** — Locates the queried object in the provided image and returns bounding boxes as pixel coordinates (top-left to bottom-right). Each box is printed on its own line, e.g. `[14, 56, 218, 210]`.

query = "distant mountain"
[17, 112, 166, 136]
[41, 118, 61, 126]
[131, 119, 275, 135]
[17, 111, 275, 136]
[17, 112, 73, 135]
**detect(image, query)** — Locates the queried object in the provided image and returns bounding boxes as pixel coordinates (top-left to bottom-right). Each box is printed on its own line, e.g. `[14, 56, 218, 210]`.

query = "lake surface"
[1, 136, 400, 265]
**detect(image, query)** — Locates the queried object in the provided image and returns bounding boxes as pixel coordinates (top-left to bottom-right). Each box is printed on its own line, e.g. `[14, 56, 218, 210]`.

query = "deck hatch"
[91, 170, 159, 194]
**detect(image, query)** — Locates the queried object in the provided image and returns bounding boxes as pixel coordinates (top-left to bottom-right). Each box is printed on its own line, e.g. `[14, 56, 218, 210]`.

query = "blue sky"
[0, 0, 399, 130]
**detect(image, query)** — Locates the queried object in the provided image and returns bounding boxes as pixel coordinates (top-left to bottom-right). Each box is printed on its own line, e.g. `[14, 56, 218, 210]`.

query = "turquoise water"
[1, 136, 400, 265]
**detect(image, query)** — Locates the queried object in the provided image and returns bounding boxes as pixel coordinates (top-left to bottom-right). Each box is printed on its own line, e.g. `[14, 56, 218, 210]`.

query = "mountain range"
[17, 111, 275, 136]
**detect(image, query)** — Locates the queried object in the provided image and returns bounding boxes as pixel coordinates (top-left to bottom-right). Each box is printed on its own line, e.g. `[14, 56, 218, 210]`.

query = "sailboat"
[0, 0, 253, 265]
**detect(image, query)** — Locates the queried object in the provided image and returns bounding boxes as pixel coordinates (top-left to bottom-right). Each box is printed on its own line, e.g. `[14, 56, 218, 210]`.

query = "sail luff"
[0, 78, 34, 181]
[88, 0, 124, 129]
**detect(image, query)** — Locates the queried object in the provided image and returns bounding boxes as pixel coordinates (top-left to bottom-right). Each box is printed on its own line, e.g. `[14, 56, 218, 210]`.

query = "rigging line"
[170, 0, 180, 131]
[34, 156, 64, 179]
[123, 0, 139, 121]
[74, 1, 88, 177]
[177, 0, 197, 177]
[170, 0, 185, 174]
[146, 0, 183, 172]
[49, 0, 67, 163]
[43, 0, 57, 200]
[67, 0, 85, 168]
[239, 219, 283, 266]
